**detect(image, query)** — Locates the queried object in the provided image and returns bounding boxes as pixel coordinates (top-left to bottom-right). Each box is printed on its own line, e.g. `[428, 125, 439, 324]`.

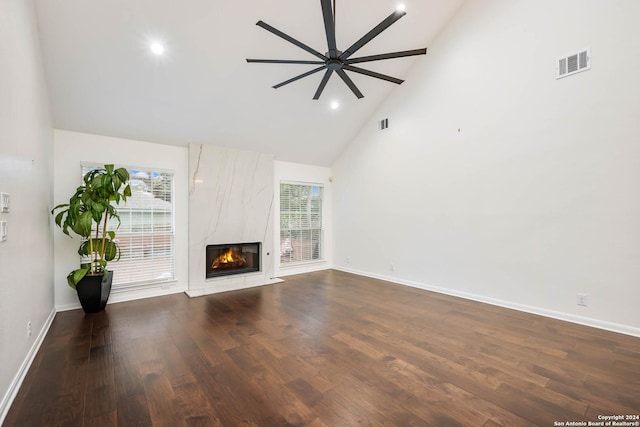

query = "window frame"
[81, 162, 176, 290]
[279, 181, 324, 266]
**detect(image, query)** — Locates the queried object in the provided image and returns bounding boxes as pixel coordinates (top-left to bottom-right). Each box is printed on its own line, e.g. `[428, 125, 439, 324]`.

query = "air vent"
[557, 48, 590, 79]
[378, 118, 389, 131]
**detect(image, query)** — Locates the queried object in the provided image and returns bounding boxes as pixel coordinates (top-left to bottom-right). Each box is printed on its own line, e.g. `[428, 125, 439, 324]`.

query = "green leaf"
[104, 240, 118, 261]
[112, 174, 121, 190]
[115, 168, 129, 182]
[92, 174, 104, 189]
[78, 240, 90, 256]
[78, 239, 99, 257]
[91, 207, 103, 224]
[101, 270, 111, 283]
[72, 211, 93, 237]
[51, 203, 69, 214]
[54, 210, 65, 227]
[67, 267, 89, 289]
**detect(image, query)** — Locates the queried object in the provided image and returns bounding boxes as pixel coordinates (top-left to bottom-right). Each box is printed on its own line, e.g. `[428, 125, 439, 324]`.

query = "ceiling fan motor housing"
[327, 59, 343, 70]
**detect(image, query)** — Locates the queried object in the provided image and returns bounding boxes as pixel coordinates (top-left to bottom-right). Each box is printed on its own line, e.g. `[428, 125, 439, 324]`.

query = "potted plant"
[52, 164, 131, 313]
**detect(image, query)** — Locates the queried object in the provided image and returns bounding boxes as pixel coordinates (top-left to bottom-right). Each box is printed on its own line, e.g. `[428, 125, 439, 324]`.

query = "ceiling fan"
[246, 0, 427, 100]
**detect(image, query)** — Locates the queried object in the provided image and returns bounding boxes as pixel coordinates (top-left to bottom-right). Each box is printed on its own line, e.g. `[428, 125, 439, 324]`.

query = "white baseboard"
[0, 308, 56, 426]
[56, 283, 188, 312]
[333, 266, 640, 338]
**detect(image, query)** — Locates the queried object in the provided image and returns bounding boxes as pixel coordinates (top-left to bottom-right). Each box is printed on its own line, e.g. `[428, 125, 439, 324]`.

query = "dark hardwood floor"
[5, 270, 640, 426]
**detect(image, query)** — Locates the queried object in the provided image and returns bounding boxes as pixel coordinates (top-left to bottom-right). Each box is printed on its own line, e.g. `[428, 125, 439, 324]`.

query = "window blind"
[280, 182, 323, 264]
[82, 165, 175, 288]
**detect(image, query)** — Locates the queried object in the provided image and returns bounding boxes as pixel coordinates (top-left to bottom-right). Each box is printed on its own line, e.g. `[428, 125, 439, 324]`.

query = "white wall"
[0, 0, 55, 421]
[274, 161, 333, 277]
[53, 130, 189, 310]
[332, 0, 640, 335]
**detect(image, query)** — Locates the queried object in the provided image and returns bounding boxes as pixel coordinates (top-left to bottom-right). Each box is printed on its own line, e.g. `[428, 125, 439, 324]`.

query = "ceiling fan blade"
[336, 69, 364, 99]
[321, 0, 338, 59]
[247, 59, 326, 65]
[343, 65, 404, 85]
[345, 48, 427, 64]
[339, 9, 406, 60]
[256, 21, 327, 61]
[273, 66, 327, 89]
[313, 69, 334, 100]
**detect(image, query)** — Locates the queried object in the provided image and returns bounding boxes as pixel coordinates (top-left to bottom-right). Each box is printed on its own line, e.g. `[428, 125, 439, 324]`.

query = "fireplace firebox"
[206, 242, 261, 279]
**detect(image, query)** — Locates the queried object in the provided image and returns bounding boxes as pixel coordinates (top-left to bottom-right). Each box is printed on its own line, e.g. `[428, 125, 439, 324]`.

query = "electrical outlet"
[346, 256, 351, 264]
[27, 321, 32, 338]
[576, 294, 588, 307]
[0, 221, 7, 242]
[390, 263, 396, 271]
[0, 192, 9, 212]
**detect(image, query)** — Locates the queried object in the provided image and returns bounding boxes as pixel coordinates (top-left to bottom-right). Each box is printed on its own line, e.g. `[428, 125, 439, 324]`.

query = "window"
[280, 182, 323, 264]
[82, 165, 174, 288]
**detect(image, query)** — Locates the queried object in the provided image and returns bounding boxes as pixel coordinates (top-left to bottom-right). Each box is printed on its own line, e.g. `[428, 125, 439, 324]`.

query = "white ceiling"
[35, 0, 463, 166]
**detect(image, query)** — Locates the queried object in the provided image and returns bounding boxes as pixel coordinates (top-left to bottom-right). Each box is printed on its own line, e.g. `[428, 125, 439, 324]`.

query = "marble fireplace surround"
[187, 144, 282, 297]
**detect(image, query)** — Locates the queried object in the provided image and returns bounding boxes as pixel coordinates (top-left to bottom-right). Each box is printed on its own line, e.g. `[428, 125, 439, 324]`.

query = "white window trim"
[80, 162, 176, 289]
[279, 181, 324, 266]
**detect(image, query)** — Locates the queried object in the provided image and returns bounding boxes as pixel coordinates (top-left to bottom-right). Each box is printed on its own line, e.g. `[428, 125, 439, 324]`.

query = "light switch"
[0, 193, 9, 213]
[0, 221, 7, 242]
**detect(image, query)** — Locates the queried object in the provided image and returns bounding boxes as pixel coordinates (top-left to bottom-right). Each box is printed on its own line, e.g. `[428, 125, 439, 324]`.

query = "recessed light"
[150, 42, 165, 55]
[330, 101, 340, 110]
[396, 4, 406, 12]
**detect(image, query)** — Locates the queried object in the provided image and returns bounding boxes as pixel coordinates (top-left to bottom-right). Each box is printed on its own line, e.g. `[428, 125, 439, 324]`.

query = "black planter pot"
[75, 270, 113, 313]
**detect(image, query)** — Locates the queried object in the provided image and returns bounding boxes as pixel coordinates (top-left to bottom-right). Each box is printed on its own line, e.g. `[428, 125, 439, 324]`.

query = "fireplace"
[206, 242, 261, 279]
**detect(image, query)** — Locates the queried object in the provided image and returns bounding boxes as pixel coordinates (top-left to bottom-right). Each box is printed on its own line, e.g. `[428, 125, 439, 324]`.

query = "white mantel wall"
[53, 130, 189, 310]
[332, 0, 640, 335]
[188, 144, 278, 295]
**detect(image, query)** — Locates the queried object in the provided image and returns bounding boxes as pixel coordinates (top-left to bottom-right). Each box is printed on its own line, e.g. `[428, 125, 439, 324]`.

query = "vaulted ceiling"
[35, 0, 463, 165]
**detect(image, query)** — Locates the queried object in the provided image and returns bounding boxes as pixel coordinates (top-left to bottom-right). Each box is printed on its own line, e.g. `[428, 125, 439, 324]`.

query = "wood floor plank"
[5, 270, 640, 426]
[84, 410, 117, 427]
[113, 344, 153, 426]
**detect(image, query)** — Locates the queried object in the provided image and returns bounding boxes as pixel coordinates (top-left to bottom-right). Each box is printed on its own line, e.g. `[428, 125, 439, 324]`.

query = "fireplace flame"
[212, 249, 247, 269]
